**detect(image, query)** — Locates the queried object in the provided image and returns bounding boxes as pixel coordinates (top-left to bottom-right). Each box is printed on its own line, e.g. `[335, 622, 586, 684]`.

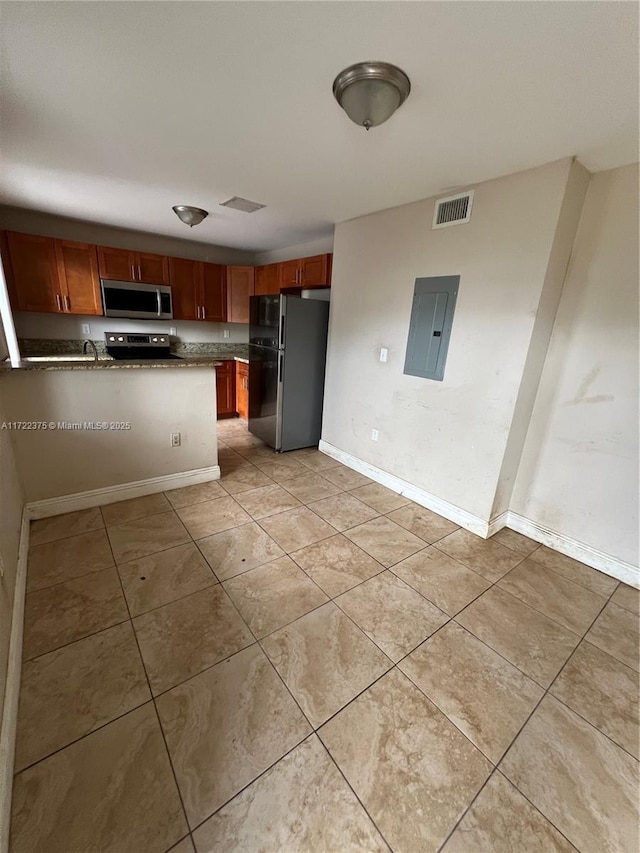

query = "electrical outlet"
[170, 432, 181, 447]
[371, 428, 379, 441]
[379, 347, 388, 363]
[169, 326, 177, 336]
[82, 323, 91, 335]
[223, 329, 230, 338]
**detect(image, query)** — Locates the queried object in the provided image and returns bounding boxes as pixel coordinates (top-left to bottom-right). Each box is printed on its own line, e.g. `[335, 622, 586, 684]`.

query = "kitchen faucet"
[83, 340, 99, 361]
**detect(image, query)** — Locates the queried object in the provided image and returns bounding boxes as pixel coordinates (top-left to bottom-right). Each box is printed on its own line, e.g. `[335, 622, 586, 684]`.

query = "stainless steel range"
[104, 332, 181, 360]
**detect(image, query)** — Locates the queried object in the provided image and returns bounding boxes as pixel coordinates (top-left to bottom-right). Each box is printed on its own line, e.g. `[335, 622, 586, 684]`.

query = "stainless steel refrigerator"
[249, 294, 330, 451]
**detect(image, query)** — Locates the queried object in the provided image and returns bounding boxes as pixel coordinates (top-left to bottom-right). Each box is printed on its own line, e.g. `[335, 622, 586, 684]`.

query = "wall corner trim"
[318, 440, 492, 537]
[317, 441, 639, 588]
[0, 508, 29, 853]
[25, 465, 221, 520]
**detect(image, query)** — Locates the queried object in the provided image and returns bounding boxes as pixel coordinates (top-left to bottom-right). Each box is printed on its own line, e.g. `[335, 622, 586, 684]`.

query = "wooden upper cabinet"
[201, 263, 226, 322]
[278, 259, 301, 289]
[97, 246, 137, 282]
[4, 232, 61, 313]
[168, 257, 199, 321]
[137, 252, 169, 285]
[3, 232, 103, 315]
[277, 254, 332, 290]
[300, 254, 330, 287]
[97, 246, 169, 285]
[255, 264, 279, 296]
[55, 240, 102, 315]
[226, 265, 255, 324]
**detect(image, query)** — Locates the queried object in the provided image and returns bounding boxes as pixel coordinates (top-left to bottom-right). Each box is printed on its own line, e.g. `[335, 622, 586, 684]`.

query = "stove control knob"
[159, 337, 165, 343]
[109, 336, 115, 341]
[117, 336, 124, 342]
[152, 337, 158, 342]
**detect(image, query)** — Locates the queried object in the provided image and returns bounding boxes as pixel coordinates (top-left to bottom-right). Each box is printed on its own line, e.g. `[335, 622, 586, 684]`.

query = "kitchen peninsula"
[0, 352, 222, 509]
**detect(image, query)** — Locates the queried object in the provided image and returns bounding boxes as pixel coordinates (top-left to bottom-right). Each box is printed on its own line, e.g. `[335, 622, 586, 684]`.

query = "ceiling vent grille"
[219, 196, 266, 213]
[432, 190, 474, 229]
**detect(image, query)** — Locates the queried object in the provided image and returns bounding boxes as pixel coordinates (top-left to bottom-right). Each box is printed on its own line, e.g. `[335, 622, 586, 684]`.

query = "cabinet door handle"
[202, 306, 206, 320]
[55, 293, 62, 311]
[131, 264, 136, 281]
[196, 306, 201, 320]
[65, 295, 71, 311]
[137, 265, 142, 281]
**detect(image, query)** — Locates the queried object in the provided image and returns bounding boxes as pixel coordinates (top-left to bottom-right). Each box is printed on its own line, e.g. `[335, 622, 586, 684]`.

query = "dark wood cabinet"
[137, 252, 170, 285]
[236, 361, 249, 419]
[98, 246, 169, 285]
[202, 263, 227, 322]
[168, 257, 199, 321]
[3, 231, 102, 315]
[97, 246, 135, 282]
[55, 240, 102, 315]
[300, 254, 330, 287]
[226, 266, 254, 324]
[278, 259, 301, 290]
[277, 254, 332, 290]
[216, 360, 236, 419]
[2, 228, 332, 322]
[255, 263, 279, 296]
[169, 258, 226, 322]
[4, 232, 60, 313]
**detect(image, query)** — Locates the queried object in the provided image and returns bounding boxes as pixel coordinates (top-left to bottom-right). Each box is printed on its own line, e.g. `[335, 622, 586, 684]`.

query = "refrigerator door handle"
[278, 353, 283, 383]
[279, 314, 285, 349]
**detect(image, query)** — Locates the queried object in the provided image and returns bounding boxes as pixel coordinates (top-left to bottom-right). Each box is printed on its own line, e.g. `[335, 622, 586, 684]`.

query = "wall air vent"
[219, 196, 266, 213]
[432, 190, 474, 229]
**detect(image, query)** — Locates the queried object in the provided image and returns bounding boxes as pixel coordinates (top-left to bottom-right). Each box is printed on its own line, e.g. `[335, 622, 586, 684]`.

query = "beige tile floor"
[11, 417, 640, 853]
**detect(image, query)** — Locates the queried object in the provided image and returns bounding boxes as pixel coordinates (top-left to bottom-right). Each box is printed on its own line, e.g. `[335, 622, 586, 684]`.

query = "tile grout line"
[105, 526, 194, 843]
[434, 573, 623, 852]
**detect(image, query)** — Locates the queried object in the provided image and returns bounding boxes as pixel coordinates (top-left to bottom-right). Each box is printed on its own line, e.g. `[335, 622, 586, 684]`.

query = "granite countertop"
[1, 340, 250, 372]
[4, 355, 225, 372]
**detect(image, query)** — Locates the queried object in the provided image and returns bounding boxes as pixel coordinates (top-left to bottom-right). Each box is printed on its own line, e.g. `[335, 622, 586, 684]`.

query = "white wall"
[512, 164, 639, 567]
[491, 161, 590, 517]
[1, 367, 218, 501]
[14, 312, 249, 346]
[322, 159, 576, 522]
[254, 234, 334, 265]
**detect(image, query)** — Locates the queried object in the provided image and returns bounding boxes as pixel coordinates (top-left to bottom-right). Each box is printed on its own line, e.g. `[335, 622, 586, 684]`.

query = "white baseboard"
[318, 441, 639, 588]
[318, 440, 491, 537]
[506, 511, 640, 589]
[25, 465, 221, 520]
[0, 509, 29, 853]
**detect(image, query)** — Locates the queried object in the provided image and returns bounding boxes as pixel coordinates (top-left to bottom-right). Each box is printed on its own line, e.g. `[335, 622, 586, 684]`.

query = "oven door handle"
[156, 288, 162, 316]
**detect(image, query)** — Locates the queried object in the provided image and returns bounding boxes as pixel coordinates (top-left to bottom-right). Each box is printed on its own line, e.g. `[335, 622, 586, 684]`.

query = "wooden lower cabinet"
[236, 361, 249, 419]
[216, 361, 236, 419]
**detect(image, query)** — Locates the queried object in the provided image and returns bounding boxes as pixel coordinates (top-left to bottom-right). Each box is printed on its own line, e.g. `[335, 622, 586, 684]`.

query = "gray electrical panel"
[403, 275, 459, 381]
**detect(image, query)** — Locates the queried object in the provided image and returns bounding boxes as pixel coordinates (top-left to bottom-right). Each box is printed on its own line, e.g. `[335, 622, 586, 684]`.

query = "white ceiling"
[1, 1, 637, 252]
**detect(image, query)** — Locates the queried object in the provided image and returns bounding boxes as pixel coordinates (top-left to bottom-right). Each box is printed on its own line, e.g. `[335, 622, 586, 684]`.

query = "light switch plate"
[169, 326, 177, 336]
[379, 347, 388, 363]
[371, 428, 379, 441]
[223, 329, 230, 338]
[81, 323, 91, 335]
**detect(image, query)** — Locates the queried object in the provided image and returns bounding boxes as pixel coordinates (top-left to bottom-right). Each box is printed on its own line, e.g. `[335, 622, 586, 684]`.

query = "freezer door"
[248, 344, 281, 449]
[249, 295, 281, 347]
[279, 297, 330, 451]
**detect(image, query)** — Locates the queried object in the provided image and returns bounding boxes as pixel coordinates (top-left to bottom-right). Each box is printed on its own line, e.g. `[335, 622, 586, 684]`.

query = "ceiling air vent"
[219, 196, 266, 214]
[432, 190, 474, 229]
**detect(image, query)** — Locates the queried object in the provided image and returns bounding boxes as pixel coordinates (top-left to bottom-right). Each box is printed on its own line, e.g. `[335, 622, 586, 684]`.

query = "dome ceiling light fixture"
[172, 205, 209, 227]
[332, 61, 411, 130]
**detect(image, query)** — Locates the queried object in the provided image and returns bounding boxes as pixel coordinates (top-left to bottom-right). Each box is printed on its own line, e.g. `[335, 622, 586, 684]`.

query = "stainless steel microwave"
[100, 280, 173, 320]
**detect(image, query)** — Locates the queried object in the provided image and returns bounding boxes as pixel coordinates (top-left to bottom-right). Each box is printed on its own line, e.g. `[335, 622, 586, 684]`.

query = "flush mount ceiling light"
[172, 205, 208, 227]
[333, 61, 411, 130]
